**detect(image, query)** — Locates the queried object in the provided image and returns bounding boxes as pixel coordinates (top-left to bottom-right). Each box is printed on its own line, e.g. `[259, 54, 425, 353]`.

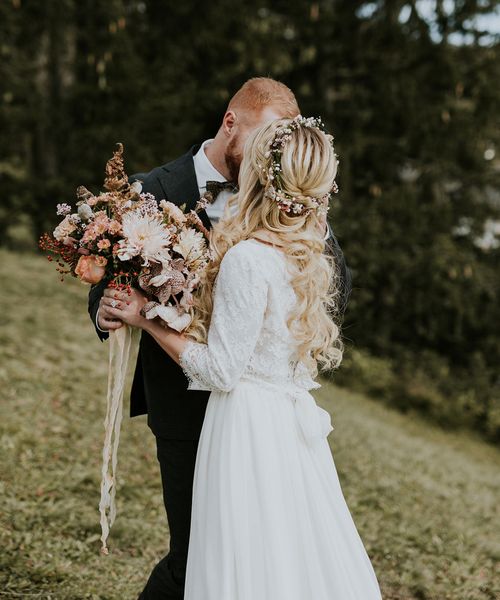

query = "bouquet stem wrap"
[99, 325, 140, 554]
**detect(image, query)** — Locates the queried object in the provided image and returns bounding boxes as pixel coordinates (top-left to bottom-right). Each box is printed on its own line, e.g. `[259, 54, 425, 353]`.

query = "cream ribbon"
[99, 325, 140, 554]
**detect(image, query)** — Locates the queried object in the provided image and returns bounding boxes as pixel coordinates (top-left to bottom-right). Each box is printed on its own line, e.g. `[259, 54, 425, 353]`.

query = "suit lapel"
[158, 149, 199, 208]
[156, 146, 212, 231]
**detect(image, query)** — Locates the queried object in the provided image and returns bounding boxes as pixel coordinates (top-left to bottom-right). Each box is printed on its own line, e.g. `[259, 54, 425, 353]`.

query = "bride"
[109, 116, 382, 599]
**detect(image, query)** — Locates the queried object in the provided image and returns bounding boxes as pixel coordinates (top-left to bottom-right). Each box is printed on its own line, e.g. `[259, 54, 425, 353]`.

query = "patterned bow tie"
[205, 180, 238, 200]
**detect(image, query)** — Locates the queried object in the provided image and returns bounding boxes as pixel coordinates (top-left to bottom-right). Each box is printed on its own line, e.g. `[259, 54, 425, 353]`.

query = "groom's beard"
[224, 136, 242, 184]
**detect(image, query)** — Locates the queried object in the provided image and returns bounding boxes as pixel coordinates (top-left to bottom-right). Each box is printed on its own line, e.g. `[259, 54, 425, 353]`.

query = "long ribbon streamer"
[99, 325, 140, 554]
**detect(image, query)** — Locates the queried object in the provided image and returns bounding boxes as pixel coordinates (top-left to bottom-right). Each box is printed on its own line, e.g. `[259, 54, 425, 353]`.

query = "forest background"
[1, 0, 499, 440]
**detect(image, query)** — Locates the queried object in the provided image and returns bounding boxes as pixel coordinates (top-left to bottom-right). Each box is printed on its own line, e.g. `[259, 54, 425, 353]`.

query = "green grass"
[0, 249, 499, 600]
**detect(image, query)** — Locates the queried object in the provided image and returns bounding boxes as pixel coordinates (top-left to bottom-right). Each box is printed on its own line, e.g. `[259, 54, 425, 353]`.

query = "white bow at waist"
[239, 377, 333, 445]
[287, 385, 333, 445]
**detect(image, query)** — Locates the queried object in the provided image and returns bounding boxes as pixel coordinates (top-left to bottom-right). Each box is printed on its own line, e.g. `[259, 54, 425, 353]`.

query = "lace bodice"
[180, 238, 319, 393]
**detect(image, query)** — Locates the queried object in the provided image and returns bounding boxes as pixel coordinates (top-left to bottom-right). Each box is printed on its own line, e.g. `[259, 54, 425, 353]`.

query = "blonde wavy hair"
[187, 118, 343, 375]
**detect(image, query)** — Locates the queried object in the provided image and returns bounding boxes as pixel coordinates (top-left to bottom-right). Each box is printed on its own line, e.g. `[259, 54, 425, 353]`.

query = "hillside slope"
[0, 251, 498, 599]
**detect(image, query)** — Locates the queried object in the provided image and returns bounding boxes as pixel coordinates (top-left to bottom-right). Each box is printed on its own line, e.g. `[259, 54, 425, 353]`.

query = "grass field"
[0, 249, 499, 600]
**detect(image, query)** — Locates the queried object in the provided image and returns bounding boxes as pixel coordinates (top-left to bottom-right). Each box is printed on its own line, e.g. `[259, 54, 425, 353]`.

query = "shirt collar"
[193, 139, 226, 190]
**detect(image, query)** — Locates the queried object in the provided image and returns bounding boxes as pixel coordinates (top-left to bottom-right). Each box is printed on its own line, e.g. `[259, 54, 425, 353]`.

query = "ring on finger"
[110, 299, 120, 308]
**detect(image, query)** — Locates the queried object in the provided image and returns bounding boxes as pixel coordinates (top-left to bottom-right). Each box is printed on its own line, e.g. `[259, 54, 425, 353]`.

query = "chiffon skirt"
[184, 379, 382, 600]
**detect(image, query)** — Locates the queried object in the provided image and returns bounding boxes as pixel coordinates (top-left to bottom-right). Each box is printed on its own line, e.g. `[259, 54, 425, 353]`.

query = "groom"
[89, 77, 350, 599]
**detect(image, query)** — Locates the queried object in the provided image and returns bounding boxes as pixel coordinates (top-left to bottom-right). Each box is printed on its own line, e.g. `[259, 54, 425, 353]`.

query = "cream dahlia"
[117, 211, 171, 264]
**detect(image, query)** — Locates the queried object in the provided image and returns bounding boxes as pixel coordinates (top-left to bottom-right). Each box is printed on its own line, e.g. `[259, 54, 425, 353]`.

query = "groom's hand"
[98, 288, 125, 331]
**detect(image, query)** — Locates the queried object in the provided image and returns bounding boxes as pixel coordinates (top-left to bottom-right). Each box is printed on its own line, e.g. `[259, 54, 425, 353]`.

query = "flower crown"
[262, 115, 339, 217]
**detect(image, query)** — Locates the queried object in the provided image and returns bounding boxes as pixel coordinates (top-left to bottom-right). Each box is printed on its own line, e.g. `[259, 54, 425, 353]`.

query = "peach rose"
[94, 255, 107, 267]
[75, 255, 107, 284]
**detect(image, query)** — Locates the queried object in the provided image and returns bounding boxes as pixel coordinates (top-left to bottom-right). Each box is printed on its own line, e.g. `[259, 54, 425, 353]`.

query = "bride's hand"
[103, 287, 149, 329]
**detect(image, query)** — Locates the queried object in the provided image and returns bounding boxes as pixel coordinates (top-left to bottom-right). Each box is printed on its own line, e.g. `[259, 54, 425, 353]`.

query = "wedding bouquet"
[40, 144, 212, 553]
[40, 143, 212, 332]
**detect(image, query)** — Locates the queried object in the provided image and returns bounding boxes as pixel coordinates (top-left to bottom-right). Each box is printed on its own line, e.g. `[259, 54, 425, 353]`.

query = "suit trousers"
[138, 437, 200, 600]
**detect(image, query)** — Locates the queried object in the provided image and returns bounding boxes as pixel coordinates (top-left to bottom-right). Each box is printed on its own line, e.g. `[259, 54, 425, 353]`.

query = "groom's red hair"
[228, 77, 300, 119]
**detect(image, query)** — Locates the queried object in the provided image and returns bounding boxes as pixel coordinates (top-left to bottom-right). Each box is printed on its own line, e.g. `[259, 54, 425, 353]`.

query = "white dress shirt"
[193, 139, 235, 224]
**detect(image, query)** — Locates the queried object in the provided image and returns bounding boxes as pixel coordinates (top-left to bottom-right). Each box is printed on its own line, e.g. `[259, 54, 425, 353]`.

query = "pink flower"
[81, 211, 111, 243]
[56, 203, 71, 216]
[97, 238, 111, 250]
[75, 255, 107, 284]
[93, 212, 111, 236]
[108, 219, 122, 235]
[62, 236, 78, 247]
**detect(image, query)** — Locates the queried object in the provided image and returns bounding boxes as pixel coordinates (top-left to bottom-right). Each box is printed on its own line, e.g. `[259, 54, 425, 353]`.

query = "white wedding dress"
[179, 238, 382, 600]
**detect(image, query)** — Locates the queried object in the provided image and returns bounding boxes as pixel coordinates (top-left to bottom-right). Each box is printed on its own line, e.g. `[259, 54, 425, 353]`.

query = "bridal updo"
[187, 118, 343, 375]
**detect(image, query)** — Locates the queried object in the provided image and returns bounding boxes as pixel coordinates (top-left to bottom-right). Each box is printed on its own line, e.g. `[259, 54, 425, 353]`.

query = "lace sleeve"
[179, 243, 268, 393]
[179, 340, 212, 391]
